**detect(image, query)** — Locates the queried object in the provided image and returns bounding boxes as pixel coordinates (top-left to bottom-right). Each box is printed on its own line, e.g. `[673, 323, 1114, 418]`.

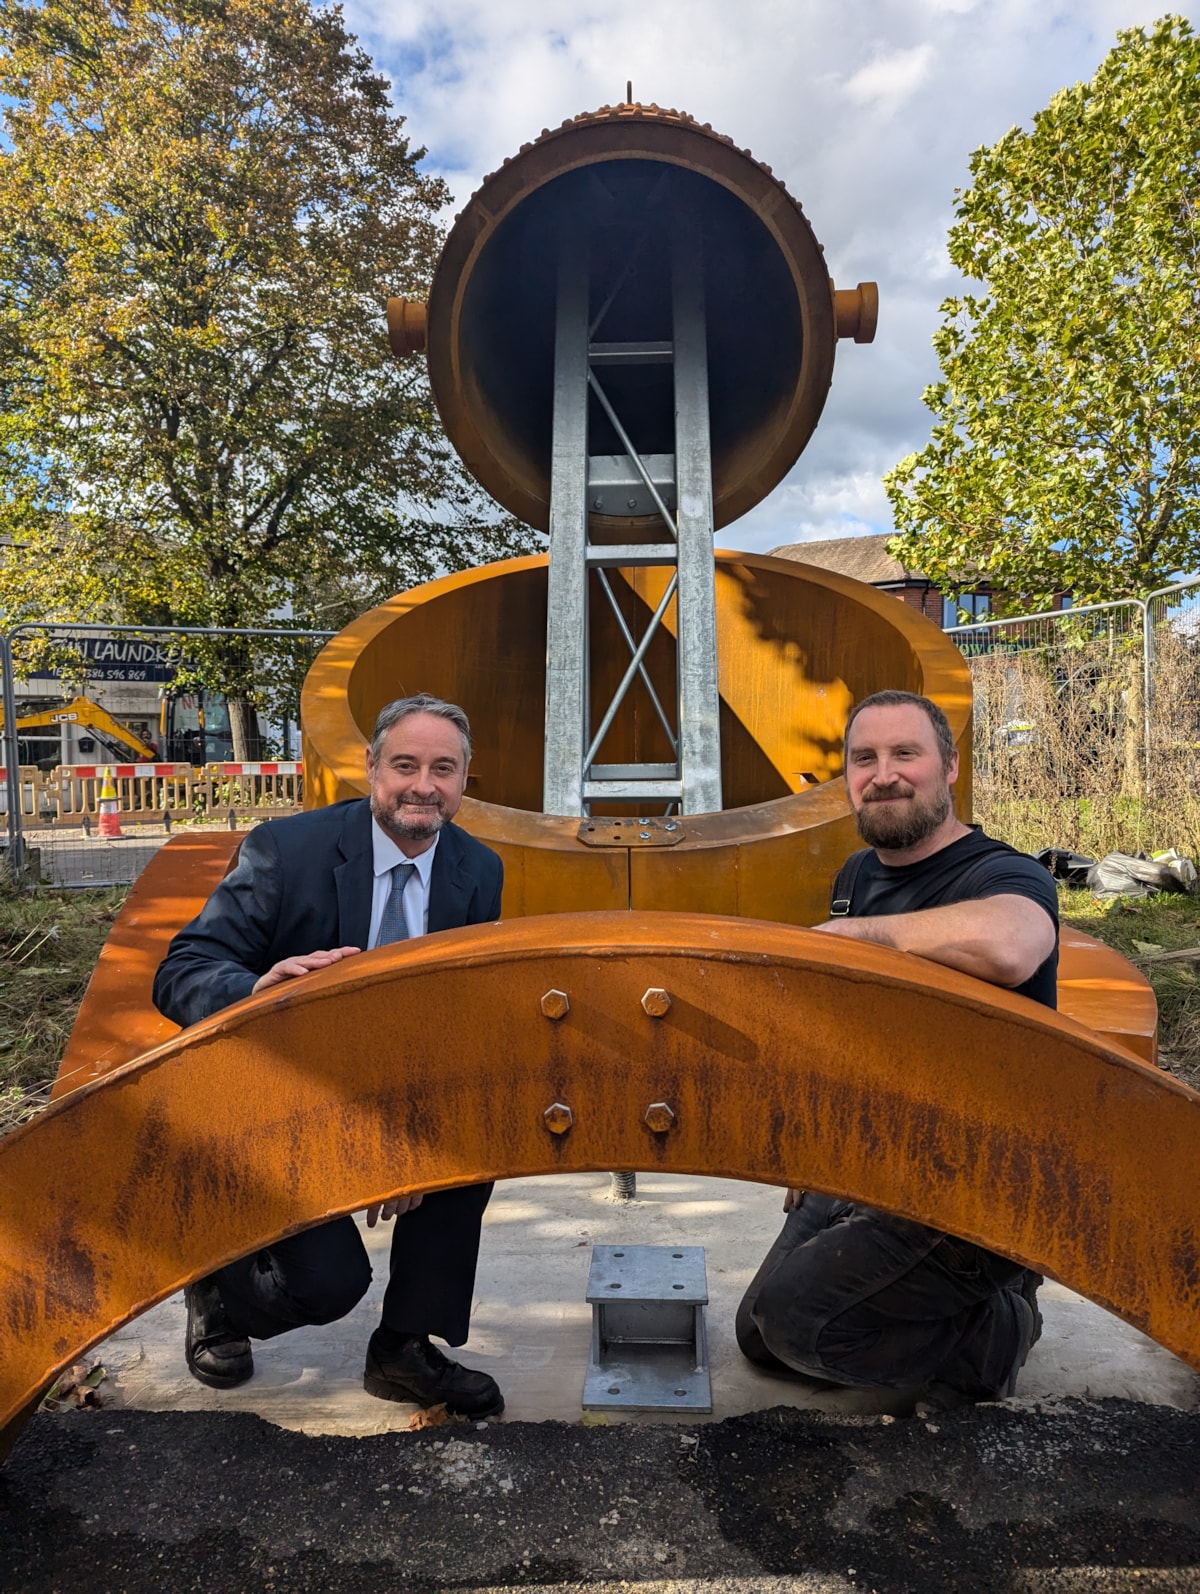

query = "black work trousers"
[736, 1192, 1032, 1400]
[213, 1182, 493, 1347]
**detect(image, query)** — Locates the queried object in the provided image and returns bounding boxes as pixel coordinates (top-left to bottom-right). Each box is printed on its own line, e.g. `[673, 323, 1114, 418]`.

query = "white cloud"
[344, 0, 1200, 547]
[843, 45, 935, 113]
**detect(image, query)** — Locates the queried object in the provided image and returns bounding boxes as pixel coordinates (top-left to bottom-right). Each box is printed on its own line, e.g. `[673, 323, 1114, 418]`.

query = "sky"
[341, 0, 1197, 555]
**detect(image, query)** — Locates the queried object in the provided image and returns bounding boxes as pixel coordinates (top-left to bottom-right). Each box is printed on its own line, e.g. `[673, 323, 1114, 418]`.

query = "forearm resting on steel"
[814, 893, 1056, 986]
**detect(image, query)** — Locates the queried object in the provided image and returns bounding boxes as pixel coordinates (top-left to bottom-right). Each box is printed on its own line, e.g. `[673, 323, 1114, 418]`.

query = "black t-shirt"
[835, 828, 1059, 1009]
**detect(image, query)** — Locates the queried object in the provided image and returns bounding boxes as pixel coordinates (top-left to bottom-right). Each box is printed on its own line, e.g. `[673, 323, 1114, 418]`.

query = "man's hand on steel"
[783, 1188, 804, 1213]
[251, 947, 362, 994]
[364, 1195, 425, 1227]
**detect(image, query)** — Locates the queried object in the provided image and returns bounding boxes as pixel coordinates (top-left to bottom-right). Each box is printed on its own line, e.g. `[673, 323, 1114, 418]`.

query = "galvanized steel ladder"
[542, 216, 723, 818]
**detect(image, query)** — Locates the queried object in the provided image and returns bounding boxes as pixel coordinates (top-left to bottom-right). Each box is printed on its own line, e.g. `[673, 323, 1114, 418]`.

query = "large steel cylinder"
[301, 551, 972, 925]
[395, 102, 876, 534]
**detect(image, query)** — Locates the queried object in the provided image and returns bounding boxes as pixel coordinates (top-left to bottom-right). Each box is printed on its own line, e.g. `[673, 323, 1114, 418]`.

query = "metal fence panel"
[947, 580, 1200, 856]
[946, 600, 1147, 794]
[2, 622, 331, 885]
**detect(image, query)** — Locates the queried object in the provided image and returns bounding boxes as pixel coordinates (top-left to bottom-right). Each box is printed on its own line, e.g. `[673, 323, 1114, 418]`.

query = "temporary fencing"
[2, 759, 307, 888]
[2, 621, 332, 886]
[945, 577, 1200, 854]
[43, 762, 304, 826]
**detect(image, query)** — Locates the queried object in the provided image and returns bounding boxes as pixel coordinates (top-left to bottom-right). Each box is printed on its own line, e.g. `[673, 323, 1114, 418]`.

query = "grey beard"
[854, 785, 952, 851]
[371, 794, 445, 844]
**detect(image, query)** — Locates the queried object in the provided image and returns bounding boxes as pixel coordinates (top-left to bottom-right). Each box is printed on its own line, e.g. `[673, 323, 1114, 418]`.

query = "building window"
[943, 591, 991, 627]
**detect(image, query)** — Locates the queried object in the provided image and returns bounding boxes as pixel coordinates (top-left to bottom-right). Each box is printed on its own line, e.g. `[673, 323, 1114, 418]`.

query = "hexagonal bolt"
[643, 1101, 676, 1134]
[540, 988, 570, 1020]
[543, 1102, 574, 1135]
[641, 987, 672, 1017]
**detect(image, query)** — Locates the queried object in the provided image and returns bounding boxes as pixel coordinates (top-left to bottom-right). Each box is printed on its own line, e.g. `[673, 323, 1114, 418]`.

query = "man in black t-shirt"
[736, 690, 1059, 1414]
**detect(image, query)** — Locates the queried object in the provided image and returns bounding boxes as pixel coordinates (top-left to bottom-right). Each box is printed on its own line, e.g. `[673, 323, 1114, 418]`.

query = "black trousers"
[213, 1182, 493, 1348]
[736, 1192, 1032, 1399]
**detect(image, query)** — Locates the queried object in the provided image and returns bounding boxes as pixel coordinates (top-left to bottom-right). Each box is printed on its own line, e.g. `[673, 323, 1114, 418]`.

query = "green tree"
[885, 16, 1200, 613]
[0, 0, 538, 756]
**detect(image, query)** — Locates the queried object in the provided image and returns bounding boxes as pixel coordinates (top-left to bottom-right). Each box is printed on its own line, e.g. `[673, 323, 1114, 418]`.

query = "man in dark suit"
[153, 693, 505, 1417]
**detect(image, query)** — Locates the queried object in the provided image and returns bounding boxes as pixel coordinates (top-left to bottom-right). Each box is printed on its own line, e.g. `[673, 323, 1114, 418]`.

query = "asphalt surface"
[4, 1398, 1200, 1592]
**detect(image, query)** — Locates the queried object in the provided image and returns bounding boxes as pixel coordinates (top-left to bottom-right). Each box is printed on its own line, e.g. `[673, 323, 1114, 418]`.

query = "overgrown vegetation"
[0, 886, 126, 1134]
[1058, 888, 1200, 1093]
[968, 621, 1200, 862]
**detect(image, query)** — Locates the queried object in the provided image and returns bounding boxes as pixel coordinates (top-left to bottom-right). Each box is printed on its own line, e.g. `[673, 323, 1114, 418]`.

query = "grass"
[1058, 884, 1200, 1092]
[0, 885, 127, 1135]
[0, 881, 1197, 1136]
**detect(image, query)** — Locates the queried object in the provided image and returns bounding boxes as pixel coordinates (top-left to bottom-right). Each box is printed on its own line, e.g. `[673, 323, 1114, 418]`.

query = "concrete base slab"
[92, 1174, 1200, 1432]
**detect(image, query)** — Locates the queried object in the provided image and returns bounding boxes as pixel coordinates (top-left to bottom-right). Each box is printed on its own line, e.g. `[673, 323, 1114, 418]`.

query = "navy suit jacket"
[153, 798, 504, 1029]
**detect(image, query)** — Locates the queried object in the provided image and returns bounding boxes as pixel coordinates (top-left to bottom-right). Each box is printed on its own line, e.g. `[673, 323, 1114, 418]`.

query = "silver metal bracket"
[576, 816, 686, 847]
[582, 1243, 712, 1413]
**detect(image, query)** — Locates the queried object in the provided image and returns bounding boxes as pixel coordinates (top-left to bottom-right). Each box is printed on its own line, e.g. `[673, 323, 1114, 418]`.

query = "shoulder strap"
[829, 848, 870, 916]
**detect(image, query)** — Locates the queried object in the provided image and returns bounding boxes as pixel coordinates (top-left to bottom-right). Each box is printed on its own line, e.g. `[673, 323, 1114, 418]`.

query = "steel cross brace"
[542, 213, 723, 817]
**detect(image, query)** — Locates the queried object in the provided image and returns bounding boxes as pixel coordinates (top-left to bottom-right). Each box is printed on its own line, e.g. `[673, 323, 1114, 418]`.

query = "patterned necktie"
[376, 861, 417, 946]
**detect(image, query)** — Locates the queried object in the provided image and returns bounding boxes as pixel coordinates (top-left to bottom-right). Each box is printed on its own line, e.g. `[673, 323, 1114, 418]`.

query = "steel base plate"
[583, 1243, 712, 1413]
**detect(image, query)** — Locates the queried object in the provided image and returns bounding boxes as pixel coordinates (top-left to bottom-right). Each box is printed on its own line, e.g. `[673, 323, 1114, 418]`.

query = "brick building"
[769, 532, 992, 629]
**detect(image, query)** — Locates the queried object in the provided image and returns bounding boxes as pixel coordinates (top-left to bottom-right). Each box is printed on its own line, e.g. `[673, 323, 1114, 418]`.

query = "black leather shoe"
[1020, 1270, 1044, 1349]
[364, 1331, 503, 1417]
[184, 1275, 253, 1389]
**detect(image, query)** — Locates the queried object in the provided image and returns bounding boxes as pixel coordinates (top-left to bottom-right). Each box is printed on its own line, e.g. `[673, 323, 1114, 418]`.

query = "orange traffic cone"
[97, 767, 123, 839]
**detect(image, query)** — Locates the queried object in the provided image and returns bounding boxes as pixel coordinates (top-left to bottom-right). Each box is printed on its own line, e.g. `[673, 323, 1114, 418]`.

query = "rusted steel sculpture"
[1, 100, 1181, 1459]
[51, 831, 243, 1100]
[361, 99, 887, 838]
[4, 916, 1195, 1456]
[300, 550, 973, 922]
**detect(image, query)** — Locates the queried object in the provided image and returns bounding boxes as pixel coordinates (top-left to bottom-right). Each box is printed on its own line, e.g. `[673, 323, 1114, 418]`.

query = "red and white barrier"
[209, 763, 301, 776]
[63, 764, 185, 780]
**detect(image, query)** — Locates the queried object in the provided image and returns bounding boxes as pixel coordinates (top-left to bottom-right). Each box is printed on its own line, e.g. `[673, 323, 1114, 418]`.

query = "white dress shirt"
[367, 822, 439, 947]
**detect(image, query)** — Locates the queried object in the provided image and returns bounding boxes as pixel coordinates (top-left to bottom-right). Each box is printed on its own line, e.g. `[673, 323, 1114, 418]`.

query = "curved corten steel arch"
[3, 912, 1198, 1456]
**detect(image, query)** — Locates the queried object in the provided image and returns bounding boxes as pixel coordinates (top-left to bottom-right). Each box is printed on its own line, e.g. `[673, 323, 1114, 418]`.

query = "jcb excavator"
[5, 696, 158, 769]
[6, 691, 238, 769]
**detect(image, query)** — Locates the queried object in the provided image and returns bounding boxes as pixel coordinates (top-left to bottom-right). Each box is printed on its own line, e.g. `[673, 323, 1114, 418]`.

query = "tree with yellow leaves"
[0, 0, 536, 755]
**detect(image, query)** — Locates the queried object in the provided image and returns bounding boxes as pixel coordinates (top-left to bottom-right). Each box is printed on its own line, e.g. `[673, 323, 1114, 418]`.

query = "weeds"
[1058, 887, 1200, 1092]
[0, 885, 126, 1136]
[968, 625, 1200, 861]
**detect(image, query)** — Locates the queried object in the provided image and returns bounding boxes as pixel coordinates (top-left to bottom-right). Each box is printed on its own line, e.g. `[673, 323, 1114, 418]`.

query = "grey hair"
[844, 690, 955, 770]
[371, 694, 472, 764]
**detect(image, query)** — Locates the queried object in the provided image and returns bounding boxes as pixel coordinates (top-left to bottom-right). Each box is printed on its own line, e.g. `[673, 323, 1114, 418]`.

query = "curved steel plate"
[3, 912, 1195, 1454]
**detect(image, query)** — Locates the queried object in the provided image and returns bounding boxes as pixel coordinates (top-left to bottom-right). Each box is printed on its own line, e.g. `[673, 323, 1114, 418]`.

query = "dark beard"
[853, 783, 952, 851]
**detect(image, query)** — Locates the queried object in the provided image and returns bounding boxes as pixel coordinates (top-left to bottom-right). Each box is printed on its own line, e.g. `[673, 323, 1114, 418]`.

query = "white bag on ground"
[1085, 851, 1198, 899]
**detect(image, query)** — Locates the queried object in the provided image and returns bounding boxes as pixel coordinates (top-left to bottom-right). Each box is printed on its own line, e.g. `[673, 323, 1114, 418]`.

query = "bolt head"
[540, 989, 570, 1020]
[644, 1101, 675, 1134]
[544, 1101, 573, 1135]
[641, 987, 672, 1017]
